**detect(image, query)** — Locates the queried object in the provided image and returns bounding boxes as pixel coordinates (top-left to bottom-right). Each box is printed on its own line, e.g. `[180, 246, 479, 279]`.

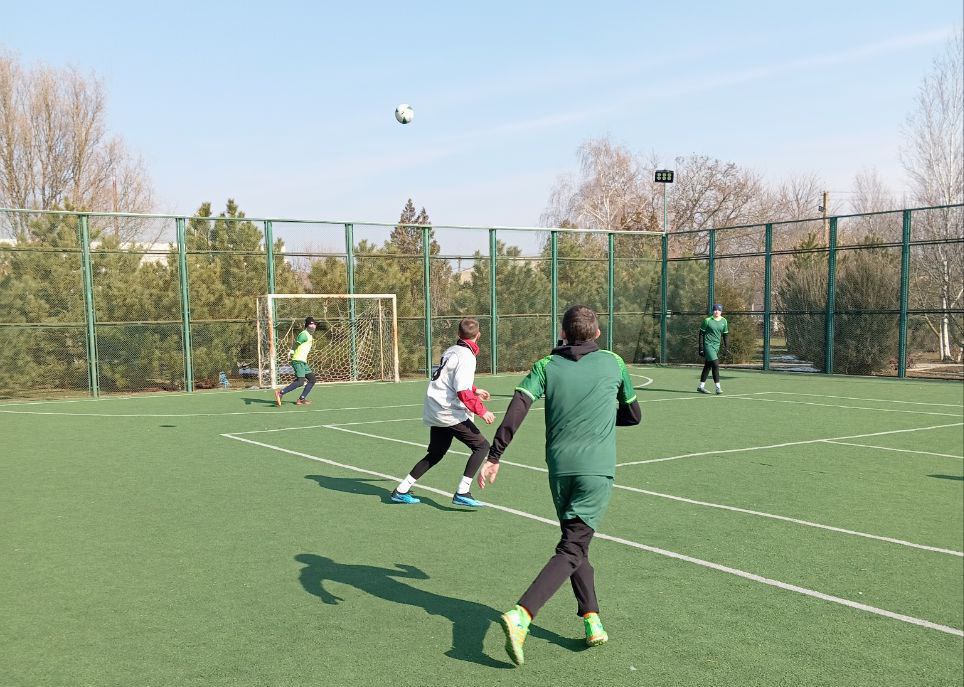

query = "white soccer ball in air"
[395, 104, 414, 124]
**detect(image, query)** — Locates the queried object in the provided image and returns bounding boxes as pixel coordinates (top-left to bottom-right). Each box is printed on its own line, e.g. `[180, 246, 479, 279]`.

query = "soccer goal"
[256, 294, 400, 387]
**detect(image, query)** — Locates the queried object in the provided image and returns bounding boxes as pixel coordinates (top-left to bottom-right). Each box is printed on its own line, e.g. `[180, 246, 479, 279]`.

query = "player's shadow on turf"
[928, 474, 963, 481]
[294, 554, 585, 668]
[241, 396, 279, 406]
[304, 475, 471, 513]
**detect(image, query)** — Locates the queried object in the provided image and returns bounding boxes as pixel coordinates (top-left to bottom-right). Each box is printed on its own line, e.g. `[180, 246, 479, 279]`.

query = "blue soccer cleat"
[452, 491, 485, 508]
[390, 490, 421, 504]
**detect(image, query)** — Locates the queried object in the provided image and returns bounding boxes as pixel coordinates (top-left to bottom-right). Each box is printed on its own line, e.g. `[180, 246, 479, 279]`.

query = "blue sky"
[3, 0, 962, 240]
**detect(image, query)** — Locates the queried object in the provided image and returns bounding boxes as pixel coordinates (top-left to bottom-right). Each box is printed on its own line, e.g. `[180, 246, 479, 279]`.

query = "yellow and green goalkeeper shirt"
[291, 329, 313, 363]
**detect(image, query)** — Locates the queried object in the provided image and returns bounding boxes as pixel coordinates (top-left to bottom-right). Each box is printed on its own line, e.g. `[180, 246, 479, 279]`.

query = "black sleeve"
[487, 391, 533, 463]
[698, 330, 705, 355]
[616, 399, 642, 426]
[721, 333, 729, 352]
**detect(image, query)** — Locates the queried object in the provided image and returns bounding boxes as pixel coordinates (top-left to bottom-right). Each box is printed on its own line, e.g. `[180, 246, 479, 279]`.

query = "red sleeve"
[457, 389, 488, 417]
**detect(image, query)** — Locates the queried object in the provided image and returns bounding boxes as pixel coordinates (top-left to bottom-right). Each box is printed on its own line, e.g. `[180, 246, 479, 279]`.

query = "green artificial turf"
[1, 367, 961, 686]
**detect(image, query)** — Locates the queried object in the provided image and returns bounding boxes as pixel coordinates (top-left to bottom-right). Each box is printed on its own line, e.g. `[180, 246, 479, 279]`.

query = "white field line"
[824, 440, 964, 460]
[729, 395, 961, 418]
[221, 432, 964, 638]
[0, 372, 526, 408]
[0, 402, 425, 419]
[320, 425, 963, 558]
[629, 373, 654, 386]
[765, 391, 964, 409]
[253, 393, 764, 431]
[616, 423, 964, 467]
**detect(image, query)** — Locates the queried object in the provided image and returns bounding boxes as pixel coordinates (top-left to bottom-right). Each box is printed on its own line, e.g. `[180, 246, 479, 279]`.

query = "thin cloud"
[303, 27, 956, 188]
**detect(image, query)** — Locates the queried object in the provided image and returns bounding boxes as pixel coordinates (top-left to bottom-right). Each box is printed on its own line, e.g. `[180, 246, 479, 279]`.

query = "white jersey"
[423, 342, 477, 427]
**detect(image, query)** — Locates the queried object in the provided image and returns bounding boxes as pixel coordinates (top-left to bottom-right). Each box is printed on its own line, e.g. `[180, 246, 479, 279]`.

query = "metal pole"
[607, 232, 615, 351]
[659, 232, 668, 365]
[824, 217, 838, 374]
[175, 217, 194, 392]
[763, 223, 773, 371]
[489, 228, 498, 374]
[78, 215, 99, 398]
[423, 226, 433, 379]
[345, 223, 357, 381]
[897, 210, 912, 378]
[662, 183, 667, 233]
[707, 229, 716, 314]
[264, 220, 276, 295]
[550, 230, 558, 346]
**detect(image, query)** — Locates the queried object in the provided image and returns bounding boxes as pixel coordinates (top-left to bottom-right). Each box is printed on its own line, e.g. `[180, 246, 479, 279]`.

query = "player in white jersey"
[392, 318, 496, 507]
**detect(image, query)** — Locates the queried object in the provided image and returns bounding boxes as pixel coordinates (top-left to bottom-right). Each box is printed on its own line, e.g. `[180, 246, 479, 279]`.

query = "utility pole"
[820, 191, 829, 246]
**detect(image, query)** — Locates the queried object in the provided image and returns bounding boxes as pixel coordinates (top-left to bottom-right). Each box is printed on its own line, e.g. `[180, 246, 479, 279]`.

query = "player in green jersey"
[478, 305, 642, 666]
[275, 317, 318, 407]
[698, 304, 729, 395]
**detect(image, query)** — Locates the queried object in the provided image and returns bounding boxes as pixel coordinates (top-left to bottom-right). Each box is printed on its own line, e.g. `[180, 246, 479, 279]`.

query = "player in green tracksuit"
[698, 304, 729, 395]
[478, 304, 642, 666]
[275, 317, 318, 407]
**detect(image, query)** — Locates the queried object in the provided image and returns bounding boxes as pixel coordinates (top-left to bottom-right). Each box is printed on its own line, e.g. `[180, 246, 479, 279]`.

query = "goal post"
[256, 294, 399, 387]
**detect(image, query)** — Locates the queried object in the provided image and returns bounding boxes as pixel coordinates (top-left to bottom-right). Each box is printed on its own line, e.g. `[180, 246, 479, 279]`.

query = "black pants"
[518, 517, 598, 619]
[700, 359, 720, 383]
[409, 421, 490, 481]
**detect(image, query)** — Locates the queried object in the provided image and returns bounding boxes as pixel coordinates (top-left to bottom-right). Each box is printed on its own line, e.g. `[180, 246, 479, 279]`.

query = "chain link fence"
[1, 205, 961, 398]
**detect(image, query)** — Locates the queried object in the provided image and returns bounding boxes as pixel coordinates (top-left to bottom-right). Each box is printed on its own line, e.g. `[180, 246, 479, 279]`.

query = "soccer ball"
[394, 104, 414, 124]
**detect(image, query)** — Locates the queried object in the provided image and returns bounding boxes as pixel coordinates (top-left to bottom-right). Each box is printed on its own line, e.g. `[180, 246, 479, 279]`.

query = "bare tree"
[839, 167, 901, 243]
[542, 137, 654, 232]
[669, 154, 769, 256]
[0, 51, 153, 241]
[900, 29, 964, 362]
[772, 173, 826, 221]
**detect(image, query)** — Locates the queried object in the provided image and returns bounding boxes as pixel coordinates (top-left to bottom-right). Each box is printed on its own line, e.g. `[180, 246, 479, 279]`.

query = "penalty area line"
[221, 432, 963, 638]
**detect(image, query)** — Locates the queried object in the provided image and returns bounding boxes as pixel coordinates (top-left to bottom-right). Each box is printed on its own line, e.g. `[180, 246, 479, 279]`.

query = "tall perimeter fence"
[0, 204, 961, 398]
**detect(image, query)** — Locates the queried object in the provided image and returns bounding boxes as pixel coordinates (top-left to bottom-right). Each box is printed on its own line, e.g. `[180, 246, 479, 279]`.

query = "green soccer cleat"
[499, 605, 530, 666]
[583, 612, 608, 646]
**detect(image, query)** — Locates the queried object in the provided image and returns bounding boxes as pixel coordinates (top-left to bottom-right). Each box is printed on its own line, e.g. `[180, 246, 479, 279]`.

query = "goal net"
[256, 294, 399, 387]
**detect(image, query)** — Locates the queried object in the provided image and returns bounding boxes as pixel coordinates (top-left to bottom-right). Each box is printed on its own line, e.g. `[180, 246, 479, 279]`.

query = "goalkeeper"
[697, 304, 729, 395]
[274, 317, 318, 407]
[478, 304, 641, 666]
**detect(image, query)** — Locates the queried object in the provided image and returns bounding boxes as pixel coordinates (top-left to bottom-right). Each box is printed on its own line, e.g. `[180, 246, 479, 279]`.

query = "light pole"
[655, 169, 674, 231]
[655, 169, 674, 364]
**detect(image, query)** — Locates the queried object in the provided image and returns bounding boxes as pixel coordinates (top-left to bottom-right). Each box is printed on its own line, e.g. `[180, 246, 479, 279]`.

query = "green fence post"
[707, 229, 716, 313]
[78, 214, 99, 398]
[660, 232, 668, 364]
[897, 209, 912, 378]
[423, 225, 433, 378]
[763, 223, 773, 371]
[607, 232, 615, 351]
[264, 220, 276, 295]
[824, 217, 838, 374]
[345, 223, 357, 381]
[489, 228, 498, 374]
[175, 217, 194, 392]
[550, 230, 558, 346]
